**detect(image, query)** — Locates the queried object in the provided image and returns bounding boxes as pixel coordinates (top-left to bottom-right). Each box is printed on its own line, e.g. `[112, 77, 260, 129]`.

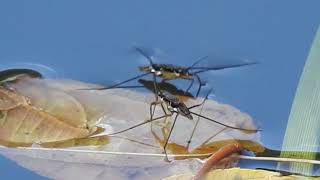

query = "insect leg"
[190, 111, 260, 132]
[195, 74, 203, 97]
[188, 89, 213, 110]
[157, 103, 173, 134]
[185, 89, 213, 148]
[152, 102, 173, 130]
[78, 72, 152, 90]
[187, 55, 209, 70]
[186, 99, 206, 149]
[200, 127, 228, 146]
[108, 85, 145, 89]
[150, 101, 165, 129]
[107, 114, 171, 136]
[185, 78, 194, 93]
[163, 113, 179, 162]
[150, 101, 159, 122]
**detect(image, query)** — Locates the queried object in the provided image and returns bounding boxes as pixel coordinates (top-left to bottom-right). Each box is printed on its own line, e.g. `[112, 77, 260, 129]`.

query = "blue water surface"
[1, 0, 320, 179]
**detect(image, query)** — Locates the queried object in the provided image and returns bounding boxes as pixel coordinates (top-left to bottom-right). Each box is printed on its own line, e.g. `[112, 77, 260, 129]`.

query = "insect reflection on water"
[102, 79, 195, 102]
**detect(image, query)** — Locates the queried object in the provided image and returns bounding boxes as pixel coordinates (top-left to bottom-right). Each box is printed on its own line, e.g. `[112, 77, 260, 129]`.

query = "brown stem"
[194, 143, 243, 180]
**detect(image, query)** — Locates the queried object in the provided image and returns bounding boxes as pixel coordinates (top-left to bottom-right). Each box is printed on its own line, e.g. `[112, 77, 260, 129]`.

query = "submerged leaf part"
[10, 79, 88, 128]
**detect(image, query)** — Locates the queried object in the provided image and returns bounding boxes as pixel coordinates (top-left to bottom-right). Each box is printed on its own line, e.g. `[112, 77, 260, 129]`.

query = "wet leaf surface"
[0, 77, 260, 179]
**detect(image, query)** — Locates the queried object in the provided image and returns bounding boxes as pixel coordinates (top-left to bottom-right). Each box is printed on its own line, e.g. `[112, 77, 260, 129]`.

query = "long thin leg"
[107, 114, 171, 136]
[163, 113, 179, 162]
[110, 85, 145, 89]
[160, 103, 172, 125]
[187, 56, 209, 70]
[188, 89, 213, 110]
[200, 127, 227, 146]
[191, 61, 258, 73]
[150, 96, 167, 122]
[185, 89, 213, 148]
[195, 74, 203, 97]
[151, 73, 160, 105]
[150, 101, 172, 128]
[160, 103, 168, 115]
[150, 70, 162, 128]
[190, 111, 260, 132]
[160, 115, 171, 140]
[78, 72, 152, 90]
[186, 99, 206, 149]
[150, 102, 159, 122]
[185, 78, 194, 93]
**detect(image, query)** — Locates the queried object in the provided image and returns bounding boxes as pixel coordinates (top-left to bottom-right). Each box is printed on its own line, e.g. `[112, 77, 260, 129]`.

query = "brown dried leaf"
[10, 79, 88, 128]
[0, 87, 90, 144]
[0, 86, 29, 110]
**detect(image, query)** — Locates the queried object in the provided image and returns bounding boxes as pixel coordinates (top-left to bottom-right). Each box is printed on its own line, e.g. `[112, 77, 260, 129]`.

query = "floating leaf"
[0, 78, 261, 180]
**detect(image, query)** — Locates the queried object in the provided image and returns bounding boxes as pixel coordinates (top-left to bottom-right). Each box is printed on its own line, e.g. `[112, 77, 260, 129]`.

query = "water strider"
[106, 76, 260, 161]
[82, 46, 258, 97]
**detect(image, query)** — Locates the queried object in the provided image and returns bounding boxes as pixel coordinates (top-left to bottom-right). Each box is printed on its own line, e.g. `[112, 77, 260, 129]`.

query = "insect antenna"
[134, 46, 155, 65]
[78, 46, 157, 91]
[133, 46, 159, 96]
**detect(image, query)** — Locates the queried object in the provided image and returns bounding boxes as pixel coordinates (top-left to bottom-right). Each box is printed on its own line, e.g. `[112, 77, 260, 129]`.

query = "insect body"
[139, 63, 192, 80]
[157, 91, 193, 120]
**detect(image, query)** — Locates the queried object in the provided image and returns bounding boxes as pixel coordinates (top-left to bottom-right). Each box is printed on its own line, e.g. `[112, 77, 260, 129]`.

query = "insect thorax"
[158, 91, 192, 119]
[138, 64, 192, 79]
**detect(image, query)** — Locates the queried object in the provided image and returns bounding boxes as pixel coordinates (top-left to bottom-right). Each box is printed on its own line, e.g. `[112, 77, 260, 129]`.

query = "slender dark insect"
[81, 46, 257, 97]
[107, 77, 260, 161]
